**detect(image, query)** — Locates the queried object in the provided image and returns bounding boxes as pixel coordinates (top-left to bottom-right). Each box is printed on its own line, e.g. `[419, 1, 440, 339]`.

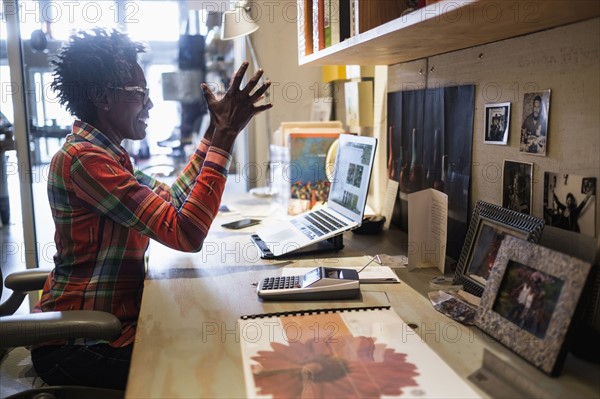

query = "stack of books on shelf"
[297, 0, 408, 57]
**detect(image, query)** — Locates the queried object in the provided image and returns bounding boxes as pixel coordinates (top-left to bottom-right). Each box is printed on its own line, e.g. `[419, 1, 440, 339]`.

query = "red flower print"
[250, 336, 419, 399]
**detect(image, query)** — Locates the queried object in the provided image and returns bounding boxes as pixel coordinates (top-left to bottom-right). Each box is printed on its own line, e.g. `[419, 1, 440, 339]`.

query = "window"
[126, 1, 180, 42]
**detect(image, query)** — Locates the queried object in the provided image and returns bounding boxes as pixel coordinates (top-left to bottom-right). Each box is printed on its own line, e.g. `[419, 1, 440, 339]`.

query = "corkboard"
[388, 18, 600, 237]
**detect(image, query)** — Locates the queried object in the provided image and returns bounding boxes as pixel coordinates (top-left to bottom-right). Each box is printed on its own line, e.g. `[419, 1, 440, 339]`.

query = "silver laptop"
[251, 134, 377, 258]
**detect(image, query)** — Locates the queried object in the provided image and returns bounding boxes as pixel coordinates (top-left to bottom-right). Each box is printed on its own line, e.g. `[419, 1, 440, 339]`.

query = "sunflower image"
[250, 335, 419, 398]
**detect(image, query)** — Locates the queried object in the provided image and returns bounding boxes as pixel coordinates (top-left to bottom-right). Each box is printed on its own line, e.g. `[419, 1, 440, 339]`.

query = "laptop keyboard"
[314, 209, 347, 229]
[291, 209, 349, 239]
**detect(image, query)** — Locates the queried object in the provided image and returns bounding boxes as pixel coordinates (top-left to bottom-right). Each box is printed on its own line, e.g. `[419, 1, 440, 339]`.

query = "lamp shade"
[221, 3, 259, 40]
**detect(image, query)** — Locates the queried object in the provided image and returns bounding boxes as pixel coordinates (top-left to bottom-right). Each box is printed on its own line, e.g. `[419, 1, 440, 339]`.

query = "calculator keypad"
[261, 275, 302, 290]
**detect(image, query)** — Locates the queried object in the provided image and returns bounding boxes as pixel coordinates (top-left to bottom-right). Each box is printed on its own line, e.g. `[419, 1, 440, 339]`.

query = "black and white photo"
[543, 173, 596, 237]
[503, 160, 533, 215]
[520, 90, 551, 156]
[484, 102, 510, 145]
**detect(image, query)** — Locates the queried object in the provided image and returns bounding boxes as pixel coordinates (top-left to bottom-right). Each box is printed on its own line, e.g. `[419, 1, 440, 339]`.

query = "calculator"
[256, 267, 360, 301]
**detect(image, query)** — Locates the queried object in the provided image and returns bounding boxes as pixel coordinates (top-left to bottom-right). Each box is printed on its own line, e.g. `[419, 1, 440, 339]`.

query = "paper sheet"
[239, 307, 482, 398]
[281, 266, 400, 283]
[226, 197, 281, 218]
[382, 179, 399, 230]
[408, 188, 448, 272]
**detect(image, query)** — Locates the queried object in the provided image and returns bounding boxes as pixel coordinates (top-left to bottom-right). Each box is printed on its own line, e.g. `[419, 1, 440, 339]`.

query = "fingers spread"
[201, 83, 216, 102]
[253, 103, 273, 114]
[251, 81, 271, 101]
[229, 61, 250, 94]
[244, 69, 264, 94]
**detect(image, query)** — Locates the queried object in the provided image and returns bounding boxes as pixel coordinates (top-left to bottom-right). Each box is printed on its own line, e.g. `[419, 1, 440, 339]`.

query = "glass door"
[2, 0, 244, 296]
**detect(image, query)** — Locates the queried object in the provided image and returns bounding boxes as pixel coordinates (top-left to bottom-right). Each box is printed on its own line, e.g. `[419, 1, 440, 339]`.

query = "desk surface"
[125, 194, 599, 398]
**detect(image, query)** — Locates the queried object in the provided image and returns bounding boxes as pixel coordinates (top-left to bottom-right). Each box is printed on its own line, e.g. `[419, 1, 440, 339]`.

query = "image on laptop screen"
[328, 135, 377, 221]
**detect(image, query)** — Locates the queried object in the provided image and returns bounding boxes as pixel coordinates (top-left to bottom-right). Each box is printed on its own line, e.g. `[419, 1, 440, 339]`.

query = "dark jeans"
[31, 344, 133, 391]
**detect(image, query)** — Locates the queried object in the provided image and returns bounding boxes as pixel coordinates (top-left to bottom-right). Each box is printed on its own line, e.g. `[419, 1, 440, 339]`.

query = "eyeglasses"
[109, 86, 150, 105]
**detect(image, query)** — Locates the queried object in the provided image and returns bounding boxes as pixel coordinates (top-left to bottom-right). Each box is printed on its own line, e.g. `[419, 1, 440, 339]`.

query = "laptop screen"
[327, 134, 377, 223]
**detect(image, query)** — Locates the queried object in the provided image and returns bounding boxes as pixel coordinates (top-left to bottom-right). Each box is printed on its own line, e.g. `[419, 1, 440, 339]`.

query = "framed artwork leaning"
[453, 201, 545, 297]
[484, 102, 510, 145]
[475, 235, 591, 376]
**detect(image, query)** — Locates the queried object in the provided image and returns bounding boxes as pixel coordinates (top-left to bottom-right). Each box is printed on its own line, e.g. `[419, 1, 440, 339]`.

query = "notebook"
[251, 134, 377, 258]
[238, 306, 482, 398]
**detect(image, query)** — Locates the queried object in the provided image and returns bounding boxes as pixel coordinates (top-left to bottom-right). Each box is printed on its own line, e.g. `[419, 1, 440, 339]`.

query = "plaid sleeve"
[69, 144, 230, 251]
[133, 138, 212, 207]
[169, 138, 212, 207]
[133, 170, 173, 202]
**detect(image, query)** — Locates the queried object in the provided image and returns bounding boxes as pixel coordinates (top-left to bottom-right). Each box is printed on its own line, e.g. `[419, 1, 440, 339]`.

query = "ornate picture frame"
[484, 102, 510, 145]
[453, 201, 545, 297]
[475, 235, 591, 376]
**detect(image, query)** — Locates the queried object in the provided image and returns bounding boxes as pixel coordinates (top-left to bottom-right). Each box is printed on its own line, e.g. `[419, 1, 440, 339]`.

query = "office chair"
[1, 266, 124, 399]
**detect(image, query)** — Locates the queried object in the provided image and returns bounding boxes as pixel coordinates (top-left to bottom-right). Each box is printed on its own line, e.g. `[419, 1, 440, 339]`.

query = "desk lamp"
[221, 0, 276, 196]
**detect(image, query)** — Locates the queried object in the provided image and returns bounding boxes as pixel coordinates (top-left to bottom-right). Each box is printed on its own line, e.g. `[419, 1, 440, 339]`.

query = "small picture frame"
[484, 102, 510, 145]
[582, 177, 597, 196]
[519, 90, 551, 156]
[453, 201, 545, 297]
[475, 235, 591, 376]
[502, 160, 533, 215]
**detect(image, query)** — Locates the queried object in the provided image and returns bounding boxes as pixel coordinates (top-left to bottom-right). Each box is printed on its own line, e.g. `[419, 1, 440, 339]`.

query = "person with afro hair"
[31, 27, 271, 391]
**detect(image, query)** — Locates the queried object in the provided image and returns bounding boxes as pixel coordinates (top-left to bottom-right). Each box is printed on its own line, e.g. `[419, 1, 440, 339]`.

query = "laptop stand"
[252, 233, 344, 260]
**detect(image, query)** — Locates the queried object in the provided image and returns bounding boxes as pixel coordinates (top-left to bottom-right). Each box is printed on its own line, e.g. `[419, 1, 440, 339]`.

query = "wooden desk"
[126, 197, 599, 398]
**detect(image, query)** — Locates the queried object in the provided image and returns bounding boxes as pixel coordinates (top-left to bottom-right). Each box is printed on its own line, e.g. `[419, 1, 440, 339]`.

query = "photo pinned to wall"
[502, 160, 533, 215]
[484, 102, 510, 145]
[453, 201, 545, 297]
[310, 97, 333, 122]
[543, 173, 596, 237]
[519, 90, 551, 156]
[475, 235, 592, 376]
[344, 80, 373, 132]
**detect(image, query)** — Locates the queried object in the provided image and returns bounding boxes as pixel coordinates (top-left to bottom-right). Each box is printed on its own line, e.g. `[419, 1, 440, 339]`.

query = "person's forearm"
[202, 121, 215, 143]
[210, 126, 240, 154]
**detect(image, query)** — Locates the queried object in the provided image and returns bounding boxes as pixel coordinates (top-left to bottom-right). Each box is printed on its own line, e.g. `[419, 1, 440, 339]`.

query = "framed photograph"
[502, 160, 533, 215]
[543, 173, 596, 237]
[519, 90, 551, 156]
[453, 201, 545, 297]
[475, 235, 591, 376]
[582, 177, 597, 196]
[484, 102, 510, 145]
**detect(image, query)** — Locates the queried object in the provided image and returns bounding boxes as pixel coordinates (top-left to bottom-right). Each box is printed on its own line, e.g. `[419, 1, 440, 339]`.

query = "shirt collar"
[71, 120, 132, 167]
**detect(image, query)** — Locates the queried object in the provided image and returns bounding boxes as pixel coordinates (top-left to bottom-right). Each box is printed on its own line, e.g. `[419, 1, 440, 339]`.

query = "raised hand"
[201, 62, 272, 151]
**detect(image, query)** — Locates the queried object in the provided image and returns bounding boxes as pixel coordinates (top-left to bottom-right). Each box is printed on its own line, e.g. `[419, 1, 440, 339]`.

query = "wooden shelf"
[299, 0, 600, 66]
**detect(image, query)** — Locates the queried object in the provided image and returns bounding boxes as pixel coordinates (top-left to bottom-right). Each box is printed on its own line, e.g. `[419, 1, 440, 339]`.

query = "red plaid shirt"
[35, 121, 230, 347]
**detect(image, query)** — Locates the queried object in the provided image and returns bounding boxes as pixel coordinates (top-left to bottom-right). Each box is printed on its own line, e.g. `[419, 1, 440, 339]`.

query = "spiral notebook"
[238, 306, 481, 398]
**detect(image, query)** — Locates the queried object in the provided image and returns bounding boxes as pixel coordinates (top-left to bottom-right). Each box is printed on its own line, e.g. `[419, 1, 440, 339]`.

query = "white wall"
[245, 0, 322, 187]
